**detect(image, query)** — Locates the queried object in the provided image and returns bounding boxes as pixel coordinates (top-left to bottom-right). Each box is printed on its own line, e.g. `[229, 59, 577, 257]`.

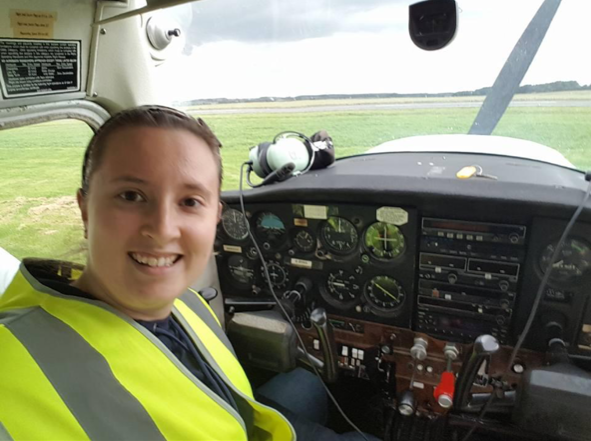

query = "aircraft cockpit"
[1, 1, 591, 440]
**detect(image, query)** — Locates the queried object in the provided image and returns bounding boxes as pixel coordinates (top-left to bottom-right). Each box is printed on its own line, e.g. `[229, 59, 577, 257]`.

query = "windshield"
[154, 0, 591, 189]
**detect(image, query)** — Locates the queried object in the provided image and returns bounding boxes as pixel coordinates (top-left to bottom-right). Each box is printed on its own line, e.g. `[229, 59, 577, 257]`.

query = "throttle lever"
[309, 307, 339, 383]
[454, 334, 500, 412]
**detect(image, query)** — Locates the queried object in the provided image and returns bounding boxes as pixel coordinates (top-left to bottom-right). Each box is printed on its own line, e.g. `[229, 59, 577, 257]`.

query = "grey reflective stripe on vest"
[4, 308, 166, 441]
[179, 290, 237, 357]
[0, 421, 14, 441]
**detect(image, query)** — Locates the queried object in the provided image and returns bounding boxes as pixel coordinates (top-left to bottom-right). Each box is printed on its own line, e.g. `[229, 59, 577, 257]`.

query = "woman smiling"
[0, 106, 294, 441]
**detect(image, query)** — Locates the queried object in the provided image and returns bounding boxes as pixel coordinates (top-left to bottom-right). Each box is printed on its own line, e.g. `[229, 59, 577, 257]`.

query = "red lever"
[434, 371, 455, 408]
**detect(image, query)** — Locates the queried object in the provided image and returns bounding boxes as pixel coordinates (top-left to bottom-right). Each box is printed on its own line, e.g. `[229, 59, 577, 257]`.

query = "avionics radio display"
[422, 218, 526, 245]
[423, 219, 493, 233]
[416, 218, 527, 344]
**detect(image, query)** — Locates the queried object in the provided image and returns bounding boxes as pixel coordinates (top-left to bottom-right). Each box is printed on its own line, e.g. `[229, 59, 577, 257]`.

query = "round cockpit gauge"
[321, 217, 359, 253]
[227, 255, 255, 285]
[364, 276, 405, 314]
[321, 269, 361, 309]
[221, 208, 249, 241]
[255, 212, 286, 246]
[364, 222, 405, 260]
[294, 229, 316, 253]
[539, 238, 591, 283]
[261, 261, 289, 289]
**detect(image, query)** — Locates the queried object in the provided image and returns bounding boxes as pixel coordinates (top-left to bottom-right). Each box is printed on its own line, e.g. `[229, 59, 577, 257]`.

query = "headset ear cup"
[257, 142, 273, 177]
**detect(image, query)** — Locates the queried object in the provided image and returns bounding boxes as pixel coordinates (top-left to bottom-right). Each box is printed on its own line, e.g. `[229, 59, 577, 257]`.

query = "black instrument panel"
[217, 203, 417, 328]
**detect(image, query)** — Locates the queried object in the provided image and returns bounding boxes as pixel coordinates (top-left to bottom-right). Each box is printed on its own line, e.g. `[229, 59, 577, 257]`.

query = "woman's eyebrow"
[111, 176, 213, 198]
[183, 182, 213, 198]
[111, 176, 147, 185]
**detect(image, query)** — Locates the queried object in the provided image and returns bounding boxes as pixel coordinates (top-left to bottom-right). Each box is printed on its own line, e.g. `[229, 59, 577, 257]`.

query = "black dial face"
[255, 212, 286, 246]
[322, 269, 361, 308]
[540, 238, 591, 283]
[321, 217, 359, 253]
[294, 229, 316, 253]
[221, 208, 249, 241]
[227, 255, 255, 285]
[364, 222, 405, 260]
[364, 276, 405, 314]
[261, 261, 289, 289]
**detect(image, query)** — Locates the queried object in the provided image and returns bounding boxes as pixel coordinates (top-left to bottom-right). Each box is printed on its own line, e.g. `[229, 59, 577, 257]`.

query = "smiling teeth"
[131, 253, 178, 267]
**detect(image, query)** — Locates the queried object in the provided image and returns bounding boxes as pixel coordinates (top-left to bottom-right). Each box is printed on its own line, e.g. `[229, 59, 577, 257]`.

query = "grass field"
[1, 95, 591, 261]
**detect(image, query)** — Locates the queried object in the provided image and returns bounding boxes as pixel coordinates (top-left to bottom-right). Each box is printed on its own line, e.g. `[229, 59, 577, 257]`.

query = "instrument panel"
[217, 203, 418, 328]
[217, 201, 591, 355]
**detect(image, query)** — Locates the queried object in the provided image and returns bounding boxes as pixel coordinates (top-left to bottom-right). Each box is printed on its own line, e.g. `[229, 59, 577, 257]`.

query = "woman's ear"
[76, 189, 89, 238]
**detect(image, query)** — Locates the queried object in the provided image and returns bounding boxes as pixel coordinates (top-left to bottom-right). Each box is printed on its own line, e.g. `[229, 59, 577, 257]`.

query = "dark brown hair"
[81, 105, 223, 195]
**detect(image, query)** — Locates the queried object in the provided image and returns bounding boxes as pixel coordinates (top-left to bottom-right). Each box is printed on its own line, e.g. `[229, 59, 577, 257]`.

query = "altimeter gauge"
[321, 269, 361, 309]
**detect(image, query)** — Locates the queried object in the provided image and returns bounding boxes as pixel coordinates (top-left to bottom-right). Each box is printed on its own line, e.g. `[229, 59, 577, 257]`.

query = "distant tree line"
[179, 81, 590, 106]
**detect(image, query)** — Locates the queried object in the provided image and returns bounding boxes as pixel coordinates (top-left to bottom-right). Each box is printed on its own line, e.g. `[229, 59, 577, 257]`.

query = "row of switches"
[341, 346, 364, 360]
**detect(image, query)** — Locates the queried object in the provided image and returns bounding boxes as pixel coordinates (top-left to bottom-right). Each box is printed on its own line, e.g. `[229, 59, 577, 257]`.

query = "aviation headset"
[247, 130, 335, 187]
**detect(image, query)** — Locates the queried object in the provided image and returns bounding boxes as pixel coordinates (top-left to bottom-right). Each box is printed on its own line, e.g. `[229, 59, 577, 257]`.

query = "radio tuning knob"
[447, 273, 458, 284]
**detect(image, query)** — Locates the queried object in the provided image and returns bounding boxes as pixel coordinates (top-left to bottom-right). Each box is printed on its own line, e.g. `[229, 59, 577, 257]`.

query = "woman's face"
[77, 126, 222, 319]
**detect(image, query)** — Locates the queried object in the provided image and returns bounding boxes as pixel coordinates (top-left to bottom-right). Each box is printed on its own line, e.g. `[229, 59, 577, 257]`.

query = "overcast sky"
[155, 0, 591, 100]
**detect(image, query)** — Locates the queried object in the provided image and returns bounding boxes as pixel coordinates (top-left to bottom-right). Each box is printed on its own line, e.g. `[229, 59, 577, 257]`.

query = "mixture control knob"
[438, 393, 453, 409]
[410, 337, 429, 361]
[434, 371, 455, 409]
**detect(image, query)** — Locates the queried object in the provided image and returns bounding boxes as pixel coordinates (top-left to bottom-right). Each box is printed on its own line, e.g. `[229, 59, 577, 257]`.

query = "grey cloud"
[179, 0, 410, 47]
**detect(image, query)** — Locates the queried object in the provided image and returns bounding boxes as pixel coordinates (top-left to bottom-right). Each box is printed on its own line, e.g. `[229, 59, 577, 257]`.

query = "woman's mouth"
[129, 252, 182, 268]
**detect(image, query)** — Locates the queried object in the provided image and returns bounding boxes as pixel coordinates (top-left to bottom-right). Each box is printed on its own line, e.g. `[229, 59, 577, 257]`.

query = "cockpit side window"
[0, 119, 93, 262]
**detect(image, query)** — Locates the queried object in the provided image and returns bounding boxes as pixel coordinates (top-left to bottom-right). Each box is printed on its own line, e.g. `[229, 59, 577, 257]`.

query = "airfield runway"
[191, 100, 591, 115]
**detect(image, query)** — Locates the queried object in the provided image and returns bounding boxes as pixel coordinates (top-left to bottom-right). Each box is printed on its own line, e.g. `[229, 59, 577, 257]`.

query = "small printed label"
[290, 258, 313, 269]
[412, 381, 425, 390]
[10, 10, 57, 39]
[304, 205, 328, 220]
[376, 207, 408, 225]
[223, 245, 242, 253]
[294, 218, 308, 227]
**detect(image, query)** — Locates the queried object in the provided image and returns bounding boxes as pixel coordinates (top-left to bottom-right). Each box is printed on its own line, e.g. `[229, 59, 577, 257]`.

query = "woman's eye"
[119, 191, 145, 202]
[183, 198, 202, 207]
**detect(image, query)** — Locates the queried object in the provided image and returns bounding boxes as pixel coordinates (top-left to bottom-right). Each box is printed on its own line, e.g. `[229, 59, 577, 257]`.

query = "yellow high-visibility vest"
[0, 259, 295, 441]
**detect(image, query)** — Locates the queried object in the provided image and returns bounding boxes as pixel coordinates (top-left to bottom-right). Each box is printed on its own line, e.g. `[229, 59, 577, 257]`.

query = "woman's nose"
[141, 203, 181, 243]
